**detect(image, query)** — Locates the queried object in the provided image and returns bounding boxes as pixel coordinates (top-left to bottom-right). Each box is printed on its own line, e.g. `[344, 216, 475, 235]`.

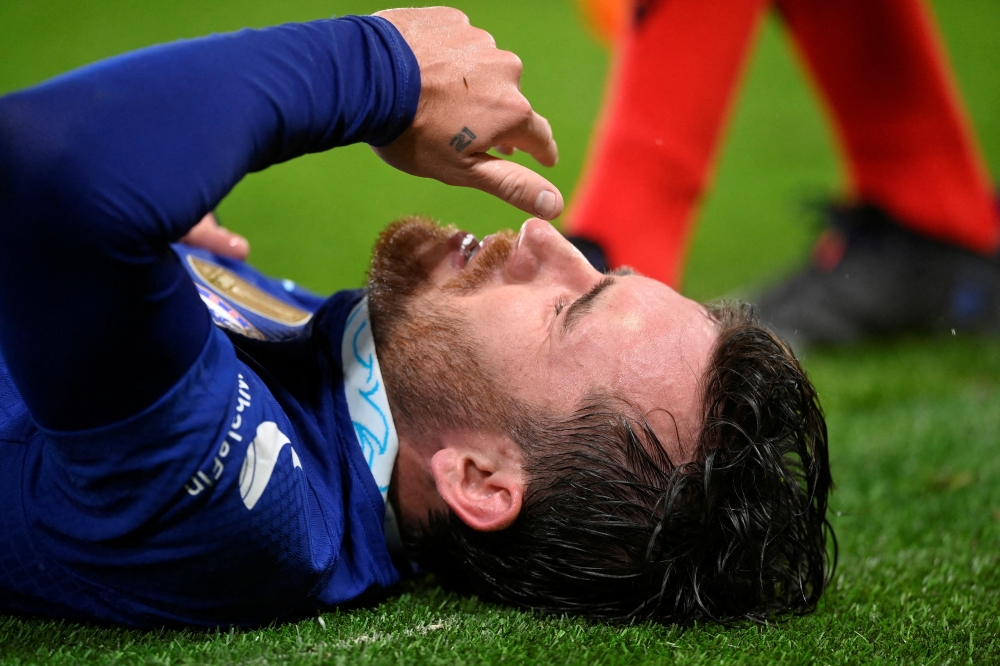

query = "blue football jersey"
[0, 246, 400, 626]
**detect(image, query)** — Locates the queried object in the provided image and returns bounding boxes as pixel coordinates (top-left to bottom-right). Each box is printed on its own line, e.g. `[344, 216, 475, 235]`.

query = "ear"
[430, 432, 525, 532]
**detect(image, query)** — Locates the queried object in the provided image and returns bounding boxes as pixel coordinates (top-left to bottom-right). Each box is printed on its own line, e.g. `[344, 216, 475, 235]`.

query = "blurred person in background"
[569, 0, 1000, 348]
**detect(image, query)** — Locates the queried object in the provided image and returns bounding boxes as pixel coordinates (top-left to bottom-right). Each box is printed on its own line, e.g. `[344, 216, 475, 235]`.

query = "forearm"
[0, 15, 419, 429]
[0, 16, 418, 246]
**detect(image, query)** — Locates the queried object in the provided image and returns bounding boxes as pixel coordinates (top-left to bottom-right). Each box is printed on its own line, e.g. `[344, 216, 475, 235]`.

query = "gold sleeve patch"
[188, 256, 313, 327]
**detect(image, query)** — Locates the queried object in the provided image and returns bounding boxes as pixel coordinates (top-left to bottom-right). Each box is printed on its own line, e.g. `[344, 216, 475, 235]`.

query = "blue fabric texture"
[0, 15, 420, 429]
[0, 259, 400, 627]
[0, 15, 417, 626]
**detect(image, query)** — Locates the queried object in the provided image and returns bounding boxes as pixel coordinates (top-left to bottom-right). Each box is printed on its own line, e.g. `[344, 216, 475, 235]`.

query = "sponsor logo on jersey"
[188, 255, 312, 326]
[239, 421, 301, 510]
[185, 373, 255, 497]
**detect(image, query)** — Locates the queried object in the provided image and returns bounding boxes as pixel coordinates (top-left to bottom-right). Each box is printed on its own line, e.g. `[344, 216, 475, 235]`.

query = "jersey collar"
[341, 297, 399, 504]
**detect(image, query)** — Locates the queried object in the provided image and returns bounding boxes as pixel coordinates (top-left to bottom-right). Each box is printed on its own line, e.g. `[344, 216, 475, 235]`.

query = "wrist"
[361, 15, 422, 147]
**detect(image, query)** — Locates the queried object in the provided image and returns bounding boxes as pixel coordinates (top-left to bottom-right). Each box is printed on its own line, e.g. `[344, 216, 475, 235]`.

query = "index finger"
[496, 109, 558, 168]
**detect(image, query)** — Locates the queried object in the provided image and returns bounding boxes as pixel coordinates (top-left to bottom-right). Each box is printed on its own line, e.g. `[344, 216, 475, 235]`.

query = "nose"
[506, 218, 600, 285]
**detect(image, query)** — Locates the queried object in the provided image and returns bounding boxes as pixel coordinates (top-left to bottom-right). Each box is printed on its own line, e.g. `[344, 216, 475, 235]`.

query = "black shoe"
[754, 203, 1000, 348]
[566, 235, 610, 274]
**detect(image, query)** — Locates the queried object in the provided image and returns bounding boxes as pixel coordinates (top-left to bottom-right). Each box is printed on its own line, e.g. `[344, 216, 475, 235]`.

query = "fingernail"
[229, 235, 249, 255]
[534, 190, 556, 218]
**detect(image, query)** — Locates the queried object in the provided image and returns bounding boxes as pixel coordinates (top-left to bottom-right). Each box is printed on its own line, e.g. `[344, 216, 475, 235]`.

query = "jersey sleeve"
[0, 16, 420, 430]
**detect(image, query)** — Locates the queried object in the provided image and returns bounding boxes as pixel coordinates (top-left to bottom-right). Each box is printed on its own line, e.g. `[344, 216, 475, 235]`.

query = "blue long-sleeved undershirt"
[0, 15, 420, 431]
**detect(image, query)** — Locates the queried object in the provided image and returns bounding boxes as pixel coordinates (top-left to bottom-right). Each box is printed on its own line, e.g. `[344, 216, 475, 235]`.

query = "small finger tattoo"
[449, 127, 477, 152]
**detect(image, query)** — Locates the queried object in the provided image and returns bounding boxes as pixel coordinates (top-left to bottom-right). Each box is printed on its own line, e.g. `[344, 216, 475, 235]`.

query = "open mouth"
[444, 229, 506, 275]
[459, 233, 481, 268]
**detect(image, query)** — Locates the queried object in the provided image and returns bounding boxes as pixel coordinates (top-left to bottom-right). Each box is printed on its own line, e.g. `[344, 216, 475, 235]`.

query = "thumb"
[463, 155, 564, 220]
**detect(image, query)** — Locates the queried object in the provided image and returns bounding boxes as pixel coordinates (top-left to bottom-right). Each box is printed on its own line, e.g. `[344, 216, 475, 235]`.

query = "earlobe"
[430, 436, 525, 532]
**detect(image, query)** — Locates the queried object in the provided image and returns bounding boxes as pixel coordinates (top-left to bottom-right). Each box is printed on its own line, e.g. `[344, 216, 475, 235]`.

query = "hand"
[179, 213, 250, 260]
[373, 7, 564, 220]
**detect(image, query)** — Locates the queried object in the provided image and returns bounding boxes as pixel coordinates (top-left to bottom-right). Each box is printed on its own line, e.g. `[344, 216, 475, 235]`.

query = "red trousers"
[568, 0, 998, 287]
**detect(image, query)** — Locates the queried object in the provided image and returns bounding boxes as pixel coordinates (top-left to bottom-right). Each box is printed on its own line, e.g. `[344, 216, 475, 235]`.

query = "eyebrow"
[563, 276, 617, 332]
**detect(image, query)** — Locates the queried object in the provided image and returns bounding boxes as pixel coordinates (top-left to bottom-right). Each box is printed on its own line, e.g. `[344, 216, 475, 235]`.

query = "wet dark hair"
[405, 301, 833, 624]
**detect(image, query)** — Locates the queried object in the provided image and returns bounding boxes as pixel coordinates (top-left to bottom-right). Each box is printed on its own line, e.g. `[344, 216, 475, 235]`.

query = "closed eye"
[562, 276, 617, 332]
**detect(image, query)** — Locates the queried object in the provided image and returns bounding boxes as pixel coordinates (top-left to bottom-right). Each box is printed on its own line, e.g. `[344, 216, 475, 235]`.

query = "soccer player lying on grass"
[0, 7, 832, 627]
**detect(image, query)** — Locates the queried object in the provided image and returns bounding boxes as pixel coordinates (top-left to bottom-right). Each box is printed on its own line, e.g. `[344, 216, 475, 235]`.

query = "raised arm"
[0, 16, 419, 430]
[0, 9, 561, 431]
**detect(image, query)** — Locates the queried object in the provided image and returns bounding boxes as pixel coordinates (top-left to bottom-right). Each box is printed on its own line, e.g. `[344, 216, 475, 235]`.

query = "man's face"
[368, 217, 718, 462]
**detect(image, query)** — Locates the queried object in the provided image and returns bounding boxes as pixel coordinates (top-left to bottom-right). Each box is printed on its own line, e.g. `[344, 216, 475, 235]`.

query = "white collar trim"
[341, 297, 399, 504]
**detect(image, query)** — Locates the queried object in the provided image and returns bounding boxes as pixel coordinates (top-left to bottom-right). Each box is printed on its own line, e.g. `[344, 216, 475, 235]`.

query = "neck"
[389, 429, 448, 536]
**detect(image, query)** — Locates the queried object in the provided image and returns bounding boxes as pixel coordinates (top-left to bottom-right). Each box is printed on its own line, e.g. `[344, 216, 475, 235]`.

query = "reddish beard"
[366, 218, 523, 440]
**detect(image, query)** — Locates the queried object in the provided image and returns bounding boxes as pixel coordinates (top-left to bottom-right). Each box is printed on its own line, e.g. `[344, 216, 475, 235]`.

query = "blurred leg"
[756, 0, 1000, 347]
[567, 0, 770, 286]
[778, 0, 999, 253]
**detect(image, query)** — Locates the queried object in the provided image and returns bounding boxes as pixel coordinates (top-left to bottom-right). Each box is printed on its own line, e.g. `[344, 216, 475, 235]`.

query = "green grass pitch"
[2, 1, 999, 663]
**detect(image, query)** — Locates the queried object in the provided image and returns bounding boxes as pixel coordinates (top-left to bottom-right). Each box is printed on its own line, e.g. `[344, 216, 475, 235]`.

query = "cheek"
[561, 317, 641, 384]
[554, 322, 677, 409]
[491, 324, 588, 412]
[468, 292, 544, 348]
[533, 337, 610, 411]
[467, 296, 546, 378]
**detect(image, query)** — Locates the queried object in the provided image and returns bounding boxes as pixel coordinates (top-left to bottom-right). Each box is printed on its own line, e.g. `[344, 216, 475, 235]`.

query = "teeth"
[459, 233, 480, 265]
